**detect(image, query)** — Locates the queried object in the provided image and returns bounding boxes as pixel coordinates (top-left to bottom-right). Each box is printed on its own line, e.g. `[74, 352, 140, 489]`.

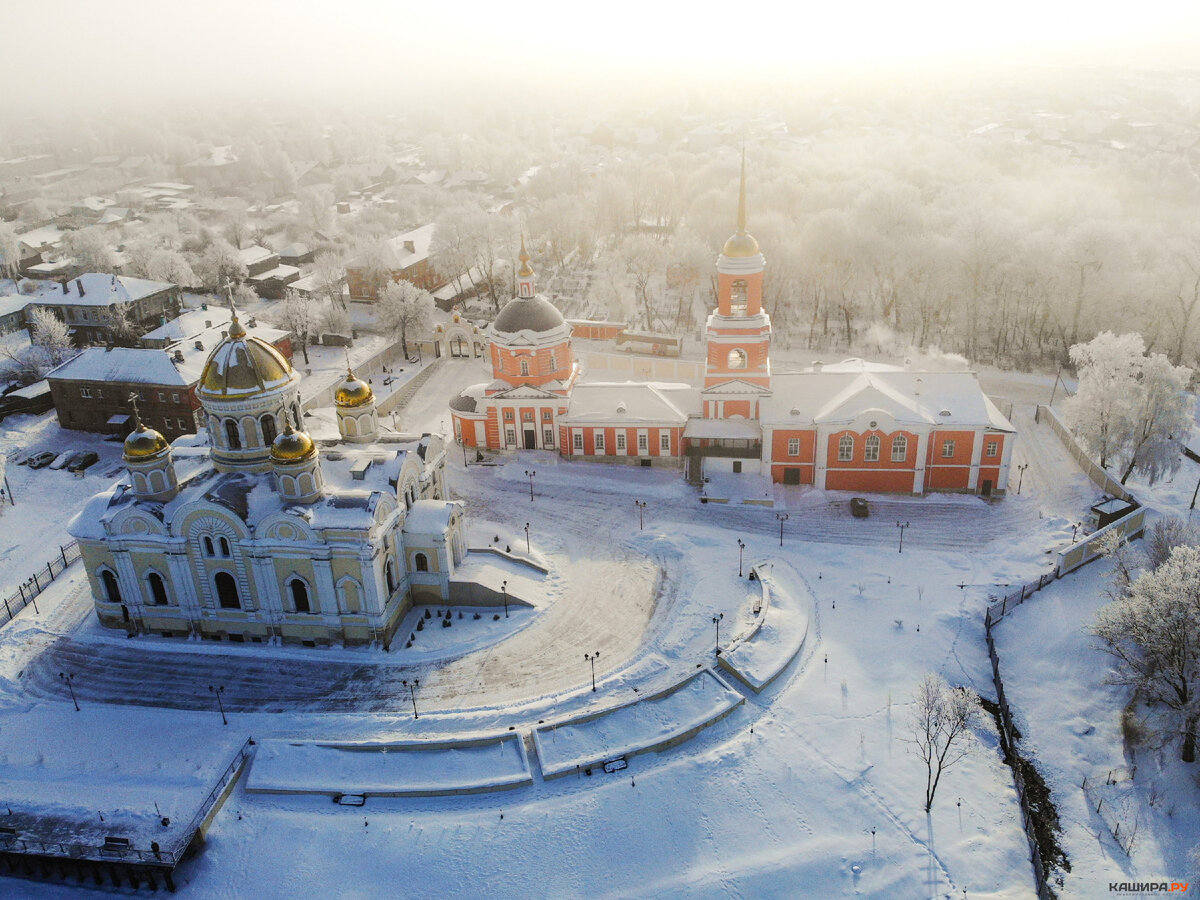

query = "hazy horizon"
[4, 0, 1200, 112]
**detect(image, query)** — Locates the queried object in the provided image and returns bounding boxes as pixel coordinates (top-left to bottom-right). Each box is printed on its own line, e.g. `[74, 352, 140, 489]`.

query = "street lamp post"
[501, 580, 509, 618]
[896, 521, 911, 553]
[634, 500, 646, 530]
[524, 469, 536, 502]
[713, 612, 724, 655]
[1071, 521, 1082, 542]
[524, 522, 530, 553]
[736, 538, 745, 577]
[585, 651, 599, 692]
[208, 685, 227, 726]
[402, 678, 420, 718]
[59, 672, 79, 712]
[1017, 463, 1029, 495]
[775, 512, 789, 546]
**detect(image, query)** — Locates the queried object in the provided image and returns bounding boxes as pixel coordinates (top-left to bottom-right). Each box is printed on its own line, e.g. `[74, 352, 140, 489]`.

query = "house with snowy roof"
[346, 224, 445, 300]
[28, 273, 181, 346]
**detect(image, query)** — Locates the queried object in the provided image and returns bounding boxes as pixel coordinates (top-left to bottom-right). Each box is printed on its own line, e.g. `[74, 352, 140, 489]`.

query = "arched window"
[241, 416, 260, 448]
[730, 279, 748, 315]
[260, 414, 277, 445]
[218, 536, 231, 557]
[414, 552, 429, 572]
[149, 470, 166, 492]
[385, 560, 396, 595]
[224, 419, 242, 450]
[891, 435, 908, 462]
[147, 572, 168, 606]
[132, 472, 148, 493]
[727, 348, 748, 369]
[215, 572, 240, 609]
[519, 358, 530, 376]
[345, 416, 358, 436]
[289, 579, 311, 613]
[864, 435, 881, 462]
[838, 434, 854, 461]
[203, 536, 215, 557]
[298, 473, 314, 495]
[101, 569, 122, 604]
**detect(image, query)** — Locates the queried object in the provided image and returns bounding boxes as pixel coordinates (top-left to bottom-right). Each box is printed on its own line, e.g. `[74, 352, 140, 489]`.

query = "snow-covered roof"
[563, 382, 699, 424]
[402, 500, 459, 535]
[140, 308, 236, 343]
[761, 363, 1014, 432]
[0, 295, 30, 319]
[16, 224, 63, 250]
[353, 224, 437, 269]
[46, 346, 193, 386]
[248, 264, 300, 283]
[31, 273, 175, 308]
[238, 245, 276, 267]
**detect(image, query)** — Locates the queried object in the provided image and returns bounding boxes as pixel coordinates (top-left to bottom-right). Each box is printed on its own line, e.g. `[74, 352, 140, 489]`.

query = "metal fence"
[1035, 404, 1135, 502]
[0, 541, 80, 629]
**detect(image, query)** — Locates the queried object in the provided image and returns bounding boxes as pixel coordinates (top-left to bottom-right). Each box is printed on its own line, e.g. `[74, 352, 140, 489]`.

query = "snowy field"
[0, 356, 1178, 898]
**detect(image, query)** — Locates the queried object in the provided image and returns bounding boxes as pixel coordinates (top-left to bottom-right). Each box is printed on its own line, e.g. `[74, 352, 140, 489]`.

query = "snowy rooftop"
[141, 307, 237, 343]
[763, 364, 1014, 431]
[248, 264, 300, 283]
[402, 499, 458, 535]
[46, 346, 193, 387]
[0, 294, 31, 318]
[563, 381, 699, 424]
[31, 273, 175, 308]
[351, 224, 437, 269]
[238, 245, 276, 267]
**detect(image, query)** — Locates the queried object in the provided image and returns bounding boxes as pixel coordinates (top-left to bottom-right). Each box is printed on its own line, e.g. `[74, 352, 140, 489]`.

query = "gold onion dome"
[722, 230, 761, 258]
[517, 234, 534, 278]
[124, 424, 169, 459]
[335, 369, 374, 408]
[198, 330, 293, 398]
[270, 423, 316, 462]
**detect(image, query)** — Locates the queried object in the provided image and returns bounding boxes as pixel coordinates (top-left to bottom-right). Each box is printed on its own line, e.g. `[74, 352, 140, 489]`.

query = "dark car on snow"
[850, 497, 870, 518]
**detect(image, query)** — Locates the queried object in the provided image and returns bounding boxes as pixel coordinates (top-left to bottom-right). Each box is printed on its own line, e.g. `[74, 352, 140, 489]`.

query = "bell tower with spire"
[703, 148, 772, 408]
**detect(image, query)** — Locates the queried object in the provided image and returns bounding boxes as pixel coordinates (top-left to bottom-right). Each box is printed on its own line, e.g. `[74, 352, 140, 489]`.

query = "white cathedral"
[68, 313, 466, 647]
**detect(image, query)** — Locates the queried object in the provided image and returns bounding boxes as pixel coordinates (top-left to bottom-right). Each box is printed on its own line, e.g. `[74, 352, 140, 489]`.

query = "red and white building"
[450, 164, 1016, 495]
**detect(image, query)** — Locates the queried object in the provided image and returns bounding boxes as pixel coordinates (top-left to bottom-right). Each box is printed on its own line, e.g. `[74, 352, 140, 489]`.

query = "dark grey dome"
[449, 391, 477, 413]
[492, 296, 565, 334]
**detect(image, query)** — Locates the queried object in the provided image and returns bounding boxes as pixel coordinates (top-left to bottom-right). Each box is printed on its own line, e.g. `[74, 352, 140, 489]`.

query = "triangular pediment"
[492, 384, 560, 400]
[813, 379, 928, 425]
[702, 379, 773, 396]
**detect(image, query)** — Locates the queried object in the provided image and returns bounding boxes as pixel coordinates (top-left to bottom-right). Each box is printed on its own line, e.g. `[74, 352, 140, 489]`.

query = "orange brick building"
[451, 161, 1015, 494]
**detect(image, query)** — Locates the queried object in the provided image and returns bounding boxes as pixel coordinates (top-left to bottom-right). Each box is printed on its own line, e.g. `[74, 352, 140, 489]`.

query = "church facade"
[450, 157, 1015, 495]
[69, 314, 466, 647]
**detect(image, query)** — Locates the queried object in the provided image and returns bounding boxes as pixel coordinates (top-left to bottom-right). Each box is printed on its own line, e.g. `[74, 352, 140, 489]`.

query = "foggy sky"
[4, 0, 1200, 111]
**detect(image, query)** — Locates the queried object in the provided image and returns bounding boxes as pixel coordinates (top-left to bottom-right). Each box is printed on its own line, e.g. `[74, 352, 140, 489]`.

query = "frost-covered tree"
[1145, 517, 1200, 572]
[906, 673, 981, 812]
[2, 307, 76, 380]
[312, 251, 346, 310]
[377, 280, 434, 359]
[272, 289, 313, 365]
[1093, 544, 1200, 762]
[62, 227, 116, 274]
[0, 222, 21, 281]
[193, 239, 247, 291]
[1065, 331, 1194, 482]
[1116, 351, 1193, 485]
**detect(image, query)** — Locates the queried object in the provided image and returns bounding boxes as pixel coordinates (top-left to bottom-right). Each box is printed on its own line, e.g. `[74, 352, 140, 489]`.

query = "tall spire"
[128, 391, 143, 431]
[517, 233, 534, 278]
[737, 141, 748, 233]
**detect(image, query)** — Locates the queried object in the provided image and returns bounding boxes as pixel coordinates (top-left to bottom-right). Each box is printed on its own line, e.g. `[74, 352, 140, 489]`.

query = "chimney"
[76, 279, 85, 296]
[247, 317, 256, 328]
[61, 281, 68, 295]
[173, 349, 185, 362]
[404, 240, 416, 253]
[205, 320, 212, 328]
[194, 340, 204, 350]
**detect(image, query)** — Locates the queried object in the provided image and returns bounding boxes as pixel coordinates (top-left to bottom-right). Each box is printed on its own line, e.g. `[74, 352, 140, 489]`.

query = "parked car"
[47, 450, 77, 471]
[26, 451, 58, 469]
[850, 497, 870, 518]
[66, 451, 100, 473]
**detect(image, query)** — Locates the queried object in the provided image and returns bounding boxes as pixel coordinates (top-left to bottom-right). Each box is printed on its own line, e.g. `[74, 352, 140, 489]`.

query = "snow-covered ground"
[1, 356, 1181, 898]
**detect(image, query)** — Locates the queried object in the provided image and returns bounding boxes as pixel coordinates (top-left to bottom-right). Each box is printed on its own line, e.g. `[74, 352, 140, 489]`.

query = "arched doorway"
[290, 579, 310, 613]
[214, 572, 240, 609]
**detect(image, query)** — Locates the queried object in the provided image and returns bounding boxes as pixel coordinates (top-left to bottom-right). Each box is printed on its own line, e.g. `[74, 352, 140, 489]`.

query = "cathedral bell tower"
[704, 148, 772, 400]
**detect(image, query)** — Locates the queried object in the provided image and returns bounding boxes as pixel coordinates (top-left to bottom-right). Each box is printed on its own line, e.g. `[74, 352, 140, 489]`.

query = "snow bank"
[719, 563, 812, 691]
[246, 734, 532, 797]
[533, 669, 744, 778]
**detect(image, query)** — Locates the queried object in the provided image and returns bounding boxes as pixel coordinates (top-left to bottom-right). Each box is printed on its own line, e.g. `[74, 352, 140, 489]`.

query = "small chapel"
[450, 154, 1016, 495]
[69, 312, 466, 647]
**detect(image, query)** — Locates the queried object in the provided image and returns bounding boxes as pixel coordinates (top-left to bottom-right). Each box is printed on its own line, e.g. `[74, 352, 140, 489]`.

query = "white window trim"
[787, 438, 800, 457]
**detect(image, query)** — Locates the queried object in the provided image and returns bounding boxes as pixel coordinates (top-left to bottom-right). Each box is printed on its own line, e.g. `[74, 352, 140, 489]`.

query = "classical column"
[967, 428, 984, 491]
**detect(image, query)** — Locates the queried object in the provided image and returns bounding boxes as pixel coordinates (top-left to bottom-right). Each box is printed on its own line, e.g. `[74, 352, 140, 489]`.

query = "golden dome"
[124, 424, 169, 459]
[270, 424, 316, 462]
[721, 230, 761, 258]
[198, 332, 294, 399]
[335, 370, 374, 408]
[517, 234, 534, 278]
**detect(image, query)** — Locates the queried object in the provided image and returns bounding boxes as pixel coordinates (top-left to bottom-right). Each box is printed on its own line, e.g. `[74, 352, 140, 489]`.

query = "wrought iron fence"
[0, 541, 81, 629]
